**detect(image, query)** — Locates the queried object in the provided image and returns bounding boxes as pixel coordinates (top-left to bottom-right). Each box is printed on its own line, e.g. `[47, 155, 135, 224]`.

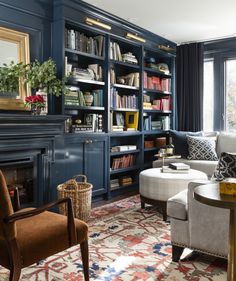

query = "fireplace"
[0, 114, 68, 207]
[1, 158, 35, 206]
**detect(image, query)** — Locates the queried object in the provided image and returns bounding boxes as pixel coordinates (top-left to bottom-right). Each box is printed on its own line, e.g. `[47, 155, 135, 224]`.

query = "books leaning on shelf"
[111, 154, 135, 170]
[117, 72, 139, 87]
[110, 88, 137, 109]
[65, 28, 104, 56]
[65, 87, 103, 107]
[72, 114, 103, 133]
[110, 145, 137, 153]
[143, 72, 171, 92]
[162, 166, 189, 174]
[169, 163, 190, 170]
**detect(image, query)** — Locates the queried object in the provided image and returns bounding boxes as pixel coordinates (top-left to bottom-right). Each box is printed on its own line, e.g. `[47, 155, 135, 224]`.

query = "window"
[225, 58, 236, 132]
[203, 60, 214, 131]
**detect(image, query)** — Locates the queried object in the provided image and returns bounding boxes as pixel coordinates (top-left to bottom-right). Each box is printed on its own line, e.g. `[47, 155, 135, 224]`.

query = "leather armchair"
[0, 170, 89, 281]
[167, 180, 229, 261]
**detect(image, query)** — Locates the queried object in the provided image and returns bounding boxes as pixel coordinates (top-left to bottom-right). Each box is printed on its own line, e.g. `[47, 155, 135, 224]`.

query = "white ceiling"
[82, 0, 236, 44]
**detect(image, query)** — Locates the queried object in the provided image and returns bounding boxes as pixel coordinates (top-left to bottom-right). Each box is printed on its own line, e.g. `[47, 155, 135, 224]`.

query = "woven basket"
[57, 175, 93, 221]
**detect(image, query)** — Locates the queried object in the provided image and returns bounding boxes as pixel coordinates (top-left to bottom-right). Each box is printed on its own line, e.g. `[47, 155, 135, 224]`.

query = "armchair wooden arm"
[4, 197, 77, 246]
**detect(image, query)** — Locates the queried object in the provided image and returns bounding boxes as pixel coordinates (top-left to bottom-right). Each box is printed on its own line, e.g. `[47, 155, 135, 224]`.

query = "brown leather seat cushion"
[0, 210, 88, 268]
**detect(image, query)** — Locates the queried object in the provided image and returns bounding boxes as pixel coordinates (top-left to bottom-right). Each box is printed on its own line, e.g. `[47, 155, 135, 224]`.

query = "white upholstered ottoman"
[139, 168, 208, 220]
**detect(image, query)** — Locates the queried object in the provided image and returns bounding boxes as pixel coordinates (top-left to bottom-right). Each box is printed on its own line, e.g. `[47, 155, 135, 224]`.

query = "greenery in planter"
[0, 61, 25, 93]
[25, 58, 65, 96]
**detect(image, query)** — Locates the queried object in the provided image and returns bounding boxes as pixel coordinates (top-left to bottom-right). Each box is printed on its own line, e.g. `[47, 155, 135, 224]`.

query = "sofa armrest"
[187, 180, 229, 257]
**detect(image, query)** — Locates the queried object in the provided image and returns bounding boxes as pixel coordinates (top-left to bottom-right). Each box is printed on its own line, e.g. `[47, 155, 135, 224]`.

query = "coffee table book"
[162, 166, 189, 173]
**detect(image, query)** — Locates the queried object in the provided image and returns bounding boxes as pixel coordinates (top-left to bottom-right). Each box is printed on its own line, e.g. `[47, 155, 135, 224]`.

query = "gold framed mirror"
[0, 26, 30, 110]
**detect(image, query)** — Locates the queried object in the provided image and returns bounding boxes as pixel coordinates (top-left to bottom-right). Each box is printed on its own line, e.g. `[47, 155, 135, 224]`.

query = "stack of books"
[110, 145, 137, 153]
[111, 154, 135, 170]
[162, 162, 190, 173]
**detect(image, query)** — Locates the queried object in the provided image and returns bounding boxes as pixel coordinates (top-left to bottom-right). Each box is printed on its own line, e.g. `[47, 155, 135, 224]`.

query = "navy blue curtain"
[176, 43, 204, 131]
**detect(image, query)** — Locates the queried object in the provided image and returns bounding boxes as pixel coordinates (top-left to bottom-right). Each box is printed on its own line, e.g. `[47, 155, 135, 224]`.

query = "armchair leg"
[9, 266, 21, 281]
[80, 239, 89, 281]
[172, 245, 184, 262]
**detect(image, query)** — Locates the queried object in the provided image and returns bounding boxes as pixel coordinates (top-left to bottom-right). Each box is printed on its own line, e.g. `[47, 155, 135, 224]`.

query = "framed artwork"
[0, 26, 30, 110]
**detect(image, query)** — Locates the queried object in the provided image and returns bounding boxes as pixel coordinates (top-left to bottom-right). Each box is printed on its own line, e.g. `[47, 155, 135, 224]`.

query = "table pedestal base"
[228, 209, 236, 280]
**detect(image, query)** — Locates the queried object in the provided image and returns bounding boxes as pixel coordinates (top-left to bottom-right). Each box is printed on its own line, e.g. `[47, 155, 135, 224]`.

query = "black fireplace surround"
[0, 114, 68, 207]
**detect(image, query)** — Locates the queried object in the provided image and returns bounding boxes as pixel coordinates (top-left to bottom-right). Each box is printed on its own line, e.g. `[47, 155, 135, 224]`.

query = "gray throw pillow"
[213, 152, 236, 181]
[187, 136, 218, 161]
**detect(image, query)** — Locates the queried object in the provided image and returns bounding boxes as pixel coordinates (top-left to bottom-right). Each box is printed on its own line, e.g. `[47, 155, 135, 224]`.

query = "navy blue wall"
[0, 0, 53, 61]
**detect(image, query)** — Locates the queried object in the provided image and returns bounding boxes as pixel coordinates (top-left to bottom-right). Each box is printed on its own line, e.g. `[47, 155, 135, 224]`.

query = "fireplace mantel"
[0, 114, 68, 138]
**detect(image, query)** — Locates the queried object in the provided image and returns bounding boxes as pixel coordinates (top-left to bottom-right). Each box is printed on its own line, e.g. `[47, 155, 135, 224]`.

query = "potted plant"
[0, 61, 25, 95]
[25, 94, 46, 115]
[25, 58, 65, 114]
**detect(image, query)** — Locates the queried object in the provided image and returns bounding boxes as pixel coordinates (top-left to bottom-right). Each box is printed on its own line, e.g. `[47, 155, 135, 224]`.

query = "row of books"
[110, 145, 137, 153]
[144, 72, 171, 92]
[65, 28, 104, 56]
[71, 114, 103, 133]
[65, 87, 103, 107]
[110, 69, 139, 87]
[110, 41, 138, 64]
[143, 96, 171, 111]
[110, 88, 137, 109]
[111, 154, 135, 170]
[143, 115, 170, 131]
[110, 176, 133, 190]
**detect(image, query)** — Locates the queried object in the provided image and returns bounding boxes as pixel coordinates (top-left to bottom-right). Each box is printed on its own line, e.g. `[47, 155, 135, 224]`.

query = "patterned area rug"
[0, 195, 227, 280]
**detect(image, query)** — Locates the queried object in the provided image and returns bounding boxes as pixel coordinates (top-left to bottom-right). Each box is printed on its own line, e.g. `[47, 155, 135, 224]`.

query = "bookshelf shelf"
[112, 84, 139, 90]
[143, 88, 172, 95]
[144, 147, 160, 152]
[109, 131, 141, 136]
[143, 130, 165, 135]
[65, 48, 105, 61]
[144, 67, 172, 78]
[111, 60, 140, 70]
[143, 109, 172, 114]
[65, 105, 105, 111]
[110, 166, 140, 175]
[110, 149, 140, 156]
[67, 79, 105, 86]
[110, 108, 139, 112]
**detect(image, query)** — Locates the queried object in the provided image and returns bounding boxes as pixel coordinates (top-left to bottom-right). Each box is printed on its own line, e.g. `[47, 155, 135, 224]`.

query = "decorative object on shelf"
[25, 95, 46, 116]
[0, 26, 30, 111]
[84, 91, 93, 106]
[85, 17, 111, 30]
[125, 32, 146, 43]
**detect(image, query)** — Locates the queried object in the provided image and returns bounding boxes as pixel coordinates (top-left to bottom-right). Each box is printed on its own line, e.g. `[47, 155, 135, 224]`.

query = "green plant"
[0, 61, 25, 93]
[25, 58, 65, 97]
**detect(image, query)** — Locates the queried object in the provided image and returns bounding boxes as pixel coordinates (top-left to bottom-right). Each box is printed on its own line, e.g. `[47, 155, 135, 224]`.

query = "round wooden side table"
[194, 183, 236, 281]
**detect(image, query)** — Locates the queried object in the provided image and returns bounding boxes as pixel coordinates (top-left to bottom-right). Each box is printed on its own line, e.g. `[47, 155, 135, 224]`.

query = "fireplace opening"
[1, 158, 36, 207]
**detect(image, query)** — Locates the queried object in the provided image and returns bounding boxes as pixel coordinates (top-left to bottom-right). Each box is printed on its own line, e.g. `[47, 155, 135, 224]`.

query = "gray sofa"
[167, 180, 229, 260]
[153, 132, 236, 178]
[164, 131, 236, 260]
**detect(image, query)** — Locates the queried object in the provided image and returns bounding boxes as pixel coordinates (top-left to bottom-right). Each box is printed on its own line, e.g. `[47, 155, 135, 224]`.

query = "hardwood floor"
[92, 190, 139, 208]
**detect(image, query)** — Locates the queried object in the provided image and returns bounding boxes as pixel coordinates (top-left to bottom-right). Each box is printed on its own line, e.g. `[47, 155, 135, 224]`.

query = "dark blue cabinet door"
[64, 135, 108, 197]
[64, 138, 84, 180]
[84, 137, 108, 196]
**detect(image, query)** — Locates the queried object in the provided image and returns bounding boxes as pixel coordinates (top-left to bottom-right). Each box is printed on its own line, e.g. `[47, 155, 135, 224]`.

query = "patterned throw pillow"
[187, 136, 218, 161]
[170, 130, 203, 158]
[213, 152, 236, 181]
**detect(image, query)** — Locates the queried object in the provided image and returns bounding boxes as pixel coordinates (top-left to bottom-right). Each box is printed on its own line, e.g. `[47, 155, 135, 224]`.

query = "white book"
[162, 166, 189, 174]
[169, 163, 190, 170]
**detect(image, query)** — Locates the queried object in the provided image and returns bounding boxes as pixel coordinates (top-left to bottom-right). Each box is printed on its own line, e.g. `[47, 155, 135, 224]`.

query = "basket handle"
[72, 174, 87, 183]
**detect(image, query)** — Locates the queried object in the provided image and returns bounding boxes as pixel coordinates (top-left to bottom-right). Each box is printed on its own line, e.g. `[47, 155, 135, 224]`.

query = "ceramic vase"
[84, 92, 93, 106]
